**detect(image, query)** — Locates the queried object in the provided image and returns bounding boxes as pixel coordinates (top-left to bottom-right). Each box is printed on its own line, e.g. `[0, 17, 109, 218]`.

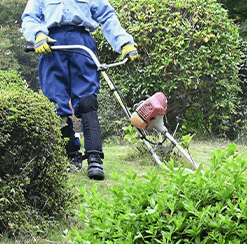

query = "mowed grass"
[190, 138, 247, 166]
[1, 139, 247, 243]
[67, 144, 157, 196]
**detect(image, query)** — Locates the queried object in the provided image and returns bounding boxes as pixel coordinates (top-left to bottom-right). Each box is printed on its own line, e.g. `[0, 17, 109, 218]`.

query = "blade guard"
[130, 92, 167, 129]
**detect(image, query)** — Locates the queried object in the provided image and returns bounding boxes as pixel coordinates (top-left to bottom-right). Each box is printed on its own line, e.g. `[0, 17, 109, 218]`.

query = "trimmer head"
[130, 92, 167, 130]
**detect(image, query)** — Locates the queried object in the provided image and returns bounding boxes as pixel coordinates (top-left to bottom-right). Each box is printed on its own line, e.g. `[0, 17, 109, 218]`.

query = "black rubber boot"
[68, 151, 83, 169]
[87, 153, 105, 180]
[61, 117, 82, 173]
[67, 167, 78, 173]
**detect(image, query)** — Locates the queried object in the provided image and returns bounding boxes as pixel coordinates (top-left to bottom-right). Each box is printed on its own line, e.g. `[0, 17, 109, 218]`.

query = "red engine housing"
[136, 92, 167, 123]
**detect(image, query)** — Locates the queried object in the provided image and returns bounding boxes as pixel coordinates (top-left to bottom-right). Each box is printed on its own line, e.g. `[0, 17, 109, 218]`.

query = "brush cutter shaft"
[101, 72, 131, 118]
[165, 131, 199, 170]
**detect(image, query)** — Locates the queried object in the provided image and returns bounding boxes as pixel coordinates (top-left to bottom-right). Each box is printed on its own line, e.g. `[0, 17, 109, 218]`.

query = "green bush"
[0, 69, 26, 89]
[234, 40, 247, 143]
[94, 0, 242, 138]
[68, 144, 247, 243]
[0, 70, 72, 234]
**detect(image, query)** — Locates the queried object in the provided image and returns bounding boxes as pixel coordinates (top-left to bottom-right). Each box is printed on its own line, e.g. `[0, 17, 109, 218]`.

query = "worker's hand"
[121, 44, 139, 62]
[34, 34, 56, 55]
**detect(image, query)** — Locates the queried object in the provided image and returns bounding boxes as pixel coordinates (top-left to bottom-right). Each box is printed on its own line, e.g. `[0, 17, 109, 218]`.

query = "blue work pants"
[38, 26, 101, 118]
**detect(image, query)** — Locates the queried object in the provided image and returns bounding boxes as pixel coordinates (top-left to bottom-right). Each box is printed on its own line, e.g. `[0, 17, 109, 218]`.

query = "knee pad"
[79, 95, 98, 114]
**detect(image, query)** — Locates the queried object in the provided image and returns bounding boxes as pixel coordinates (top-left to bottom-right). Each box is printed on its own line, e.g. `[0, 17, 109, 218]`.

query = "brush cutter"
[25, 44, 200, 173]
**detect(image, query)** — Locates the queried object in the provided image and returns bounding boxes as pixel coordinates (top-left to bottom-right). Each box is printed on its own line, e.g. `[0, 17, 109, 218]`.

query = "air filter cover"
[136, 92, 167, 123]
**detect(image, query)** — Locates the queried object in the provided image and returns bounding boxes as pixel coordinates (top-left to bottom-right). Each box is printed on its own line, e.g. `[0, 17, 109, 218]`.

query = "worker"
[22, 0, 138, 180]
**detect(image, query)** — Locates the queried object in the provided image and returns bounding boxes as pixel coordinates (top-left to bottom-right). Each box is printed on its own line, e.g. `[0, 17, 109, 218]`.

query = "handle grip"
[24, 46, 35, 52]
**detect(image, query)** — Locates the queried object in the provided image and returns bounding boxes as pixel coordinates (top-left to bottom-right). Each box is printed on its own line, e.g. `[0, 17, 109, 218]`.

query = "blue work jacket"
[22, 0, 134, 53]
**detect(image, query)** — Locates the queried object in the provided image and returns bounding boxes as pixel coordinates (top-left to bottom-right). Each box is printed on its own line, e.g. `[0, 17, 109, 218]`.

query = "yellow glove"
[34, 34, 56, 55]
[121, 44, 139, 62]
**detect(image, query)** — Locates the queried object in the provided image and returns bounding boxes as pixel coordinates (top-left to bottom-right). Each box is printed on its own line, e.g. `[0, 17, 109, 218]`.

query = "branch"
[230, 10, 247, 19]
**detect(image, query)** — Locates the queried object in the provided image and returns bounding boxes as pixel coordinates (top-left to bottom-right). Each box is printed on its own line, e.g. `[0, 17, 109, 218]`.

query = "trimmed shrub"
[0, 69, 26, 89]
[0, 70, 72, 234]
[68, 144, 247, 243]
[93, 0, 242, 138]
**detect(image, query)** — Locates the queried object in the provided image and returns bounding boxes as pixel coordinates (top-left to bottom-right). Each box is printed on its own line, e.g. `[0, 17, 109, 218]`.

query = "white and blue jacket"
[22, 0, 134, 53]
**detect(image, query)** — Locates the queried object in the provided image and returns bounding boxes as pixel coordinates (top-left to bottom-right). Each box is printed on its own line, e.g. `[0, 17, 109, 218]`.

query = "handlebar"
[24, 46, 35, 52]
[24, 45, 129, 70]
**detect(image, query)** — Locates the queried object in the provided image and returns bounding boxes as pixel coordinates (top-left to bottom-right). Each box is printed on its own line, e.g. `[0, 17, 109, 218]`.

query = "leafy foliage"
[217, 0, 247, 23]
[239, 20, 247, 40]
[68, 144, 247, 243]
[0, 0, 244, 139]
[94, 0, 242, 138]
[238, 41, 247, 99]
[216, 0, 247, 40]
[235, 40, 247, 142]
[0, 0, 39, 91]
[0, 70, 73, 234]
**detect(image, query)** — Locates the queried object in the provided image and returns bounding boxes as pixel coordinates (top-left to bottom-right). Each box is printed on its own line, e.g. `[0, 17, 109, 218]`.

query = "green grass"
[190, 138, 247, 165]
[1, 139, 247, 243]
